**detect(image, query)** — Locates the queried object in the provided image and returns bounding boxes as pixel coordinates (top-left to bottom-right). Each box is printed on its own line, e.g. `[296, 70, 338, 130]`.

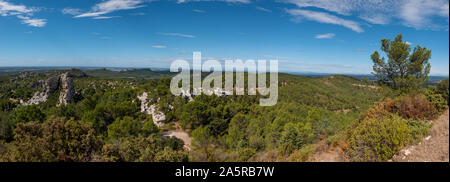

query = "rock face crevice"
[22, 73, 75, 106]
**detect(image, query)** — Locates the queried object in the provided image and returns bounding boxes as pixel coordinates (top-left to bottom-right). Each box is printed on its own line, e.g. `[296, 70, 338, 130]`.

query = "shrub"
[237, 148, 256, 162]
[13, 105, 46, 123]
[347, 114, 411, 162]
[436, 79, 449, 104]
[406, 119, 431, 144]
[287, 144, 316, 162]
[425, 88, 448, 112]
[366, 94, 438, 121]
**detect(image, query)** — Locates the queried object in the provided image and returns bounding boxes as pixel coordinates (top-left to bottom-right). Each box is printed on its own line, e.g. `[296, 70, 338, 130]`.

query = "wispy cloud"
[315, 33, 335, 39]
[256, 6, 272, 13]
[159, 32, 196, 38]
[152, 45, 167, 48]
[61, 8, 82, 16]
[282, 0, 449, 30]
[91, 32, 112, 40]
[286, 9, 364, 33]
[75, 0, 146, 18]
[193, 9, 205, 13]
[400, 0, 449, 30]
[177, 0, 250, 3]
[93, 16, 120, 19]
[130, 12, 146, 16]
[0, 0, 46, 27]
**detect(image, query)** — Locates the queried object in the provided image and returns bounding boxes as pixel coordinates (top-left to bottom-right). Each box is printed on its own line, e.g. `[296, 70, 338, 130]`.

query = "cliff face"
[58, 73, 75, 106]
[22, 73, 75, 106]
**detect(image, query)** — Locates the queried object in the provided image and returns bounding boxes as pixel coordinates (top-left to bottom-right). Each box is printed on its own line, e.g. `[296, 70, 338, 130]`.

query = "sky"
[0, 0, 449, 75]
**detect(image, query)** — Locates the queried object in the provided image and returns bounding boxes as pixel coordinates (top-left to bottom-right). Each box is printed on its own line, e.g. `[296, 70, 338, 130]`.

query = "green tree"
[13, 105, 46, 123]
[107, 116, 142, 139]
[371, 34, 431, 91]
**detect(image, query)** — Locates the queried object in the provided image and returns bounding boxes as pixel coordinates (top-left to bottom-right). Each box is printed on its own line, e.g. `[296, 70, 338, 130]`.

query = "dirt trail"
[308, 140, 347, 162]
[162, 130, 192, 150]
[393, 110, 449, 162]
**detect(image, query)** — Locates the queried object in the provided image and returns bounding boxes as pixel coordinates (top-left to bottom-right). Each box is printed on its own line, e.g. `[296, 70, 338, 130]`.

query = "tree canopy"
[371, 34, 431, 92]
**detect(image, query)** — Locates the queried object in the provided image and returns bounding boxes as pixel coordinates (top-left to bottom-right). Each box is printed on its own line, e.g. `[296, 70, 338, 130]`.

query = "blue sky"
[0, 0, 449, 75]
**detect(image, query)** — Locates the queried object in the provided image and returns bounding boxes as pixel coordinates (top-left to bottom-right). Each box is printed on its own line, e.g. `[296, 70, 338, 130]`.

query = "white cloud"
[75, 0, 147, 18]
[20, 18, 46, 27]
[256, 6, 272, 13]
[61, 8, 82, 16]
[159, 32, 196, 38]
[315, 33, 335, 39]
[286, 9, 364, 32]
[400, 0, 449, 29]
[0, 0, 46, 27]
[405, 41, 412, 45]
[281, 0, 449, 30]
[93, 16, 120, 19]
[152, 45, 167, 48]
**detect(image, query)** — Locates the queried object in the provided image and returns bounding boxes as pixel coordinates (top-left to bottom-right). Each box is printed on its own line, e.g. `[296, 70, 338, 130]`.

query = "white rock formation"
[22, 73, 75, 106]
[58, 73, 75, 106]
[22, 75, 60, 106]
[137, 92, 165, 128]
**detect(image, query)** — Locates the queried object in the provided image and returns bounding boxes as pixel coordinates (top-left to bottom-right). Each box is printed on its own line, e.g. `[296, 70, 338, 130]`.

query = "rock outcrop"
[22, 73, 75, 106]
[137, 92, 165, 128]
[58, 73, 75, 106]
[21, 75, 60, 106]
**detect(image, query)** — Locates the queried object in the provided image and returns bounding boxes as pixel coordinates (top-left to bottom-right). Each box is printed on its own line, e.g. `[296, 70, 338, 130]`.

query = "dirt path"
[308, 140, 347, 162]
[162, 130, 192, 150]
[393, 110, 449, 162]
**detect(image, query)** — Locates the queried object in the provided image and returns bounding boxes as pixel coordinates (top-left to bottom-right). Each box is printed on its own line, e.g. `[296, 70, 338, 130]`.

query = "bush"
[347, 114, 411, 162]
[3, 118, 102, 162]
[367, 94, 438, 121]
[237, 148, 256, 162]
[436, 79, 449, 104]
[425, 88, 448, 112]
[13, 105, 46, 123]
[406, 119, 431, 144]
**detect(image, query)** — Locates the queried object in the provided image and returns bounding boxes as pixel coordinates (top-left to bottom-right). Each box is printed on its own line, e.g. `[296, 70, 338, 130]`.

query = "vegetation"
[344, 34, 446, 162]
[371, 34, 431, 93]
[0, 34, 447, 162]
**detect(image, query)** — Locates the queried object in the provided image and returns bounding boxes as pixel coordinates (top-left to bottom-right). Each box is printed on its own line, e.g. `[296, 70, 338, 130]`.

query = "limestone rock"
[137, 92, 166, 128]
[58, 73, 75, 106]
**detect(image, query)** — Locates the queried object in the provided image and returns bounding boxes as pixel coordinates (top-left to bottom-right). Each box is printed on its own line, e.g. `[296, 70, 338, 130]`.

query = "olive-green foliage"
[436, 78, 449, 105]
[107, 116, 159, 139]
[237, 148, 256, 162]
[0, 112, 14, 141]
[100, 136, 187, 162]
[0, 99, 16, 112]
[347, 114, 411, 162]
[425, 87, 448, 112]
[406, 119, 431, 144]
[371, 34, 431, 92]
[13, 105, 46, 123]
[346, 94, 434, 162]
[1, 118, 102, 162]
